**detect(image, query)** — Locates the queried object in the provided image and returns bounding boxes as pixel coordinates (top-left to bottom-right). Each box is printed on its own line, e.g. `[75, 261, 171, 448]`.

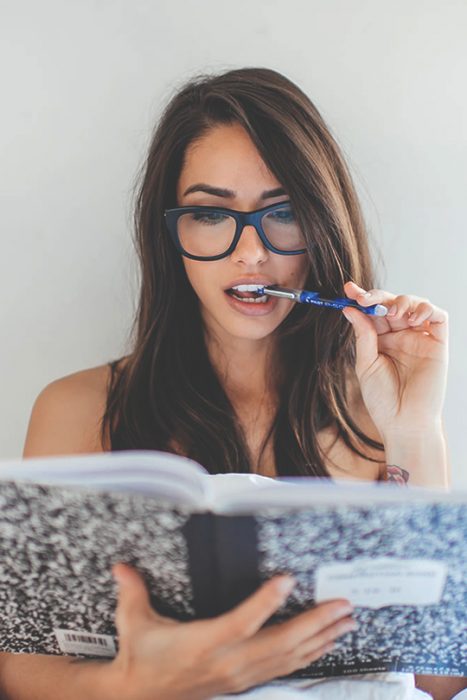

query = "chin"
[225, 317, 283, 341]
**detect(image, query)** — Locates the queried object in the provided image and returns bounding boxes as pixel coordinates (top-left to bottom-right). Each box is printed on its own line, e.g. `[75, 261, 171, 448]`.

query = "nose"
[230, 224, 268, 264]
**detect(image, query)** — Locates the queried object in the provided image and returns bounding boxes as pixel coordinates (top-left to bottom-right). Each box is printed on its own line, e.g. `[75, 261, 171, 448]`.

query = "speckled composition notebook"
[0, 450, 465, 678]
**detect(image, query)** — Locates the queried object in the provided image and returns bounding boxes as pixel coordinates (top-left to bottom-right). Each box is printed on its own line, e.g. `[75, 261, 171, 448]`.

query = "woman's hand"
[342, 281, 449, 442]
[96, 563, 356, 700]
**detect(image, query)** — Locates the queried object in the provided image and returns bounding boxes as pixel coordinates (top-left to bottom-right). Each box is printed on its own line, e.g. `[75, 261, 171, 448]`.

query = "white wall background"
[1, 0, 466, 486]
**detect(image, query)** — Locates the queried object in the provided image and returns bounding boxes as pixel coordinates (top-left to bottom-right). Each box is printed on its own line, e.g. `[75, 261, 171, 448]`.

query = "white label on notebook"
[315, 557, 447, 608]
[54, 628, 116, 657]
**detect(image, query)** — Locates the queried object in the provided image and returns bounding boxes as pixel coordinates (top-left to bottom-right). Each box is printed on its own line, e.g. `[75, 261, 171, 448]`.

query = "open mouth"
[224, 284, 269, 304]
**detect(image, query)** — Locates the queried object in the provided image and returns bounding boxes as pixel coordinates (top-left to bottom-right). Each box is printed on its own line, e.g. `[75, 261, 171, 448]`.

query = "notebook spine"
[182, 512, 221, 617]
[183, 513, 260, 617]
[214, 514, 261, 614]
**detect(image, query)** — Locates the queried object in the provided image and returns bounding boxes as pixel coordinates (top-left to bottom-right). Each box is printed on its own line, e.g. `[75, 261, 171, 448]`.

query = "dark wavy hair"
[101, 66, 384, 475]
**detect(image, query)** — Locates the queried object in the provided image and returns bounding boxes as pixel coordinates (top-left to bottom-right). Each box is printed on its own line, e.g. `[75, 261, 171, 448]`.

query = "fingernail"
[336, 603, 354, 617]
[409, 314, 418, 323]
[112, 563, 130, 585]
[112, 567, 123, 584]
[340, 604, 354, 616]
[360, 291, 372, 298]
[388, 304, 397, 316]
[342, 620, 358, 633]
[277, 577, 295, 595]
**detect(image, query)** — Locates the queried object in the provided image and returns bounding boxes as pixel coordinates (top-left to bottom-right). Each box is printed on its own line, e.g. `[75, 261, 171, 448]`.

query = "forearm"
[383, 426, 449, 489]
[415, 674, 467, 700]
[0, 653, 111, 700]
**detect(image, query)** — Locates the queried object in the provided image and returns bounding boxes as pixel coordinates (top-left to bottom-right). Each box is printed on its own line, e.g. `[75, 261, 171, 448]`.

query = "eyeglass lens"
[176, 205, 305, 257]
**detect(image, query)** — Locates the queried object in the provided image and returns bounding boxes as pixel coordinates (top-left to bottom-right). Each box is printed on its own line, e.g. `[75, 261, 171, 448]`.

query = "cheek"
[282, 256, 310, 285]
[182, 259, 216, 302]
[182, 258, 198, 290]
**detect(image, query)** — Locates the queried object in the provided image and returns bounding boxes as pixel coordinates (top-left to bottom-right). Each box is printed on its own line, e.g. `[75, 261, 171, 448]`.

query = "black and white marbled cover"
[0, 481, 195, 655]
[256, 503, 467, 677]
[0, 480, 465, 679]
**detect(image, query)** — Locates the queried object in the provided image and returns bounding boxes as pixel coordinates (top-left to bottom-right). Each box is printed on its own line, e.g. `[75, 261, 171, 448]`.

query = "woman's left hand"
[342, 281, 449, 442]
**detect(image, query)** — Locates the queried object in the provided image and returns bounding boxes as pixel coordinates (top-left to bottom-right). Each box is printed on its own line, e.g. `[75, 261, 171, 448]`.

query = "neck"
[204, 328, 279, 409]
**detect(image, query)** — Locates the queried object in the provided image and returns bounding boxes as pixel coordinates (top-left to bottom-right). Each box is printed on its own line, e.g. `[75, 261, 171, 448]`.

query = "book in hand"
[0, 450, 465, 678]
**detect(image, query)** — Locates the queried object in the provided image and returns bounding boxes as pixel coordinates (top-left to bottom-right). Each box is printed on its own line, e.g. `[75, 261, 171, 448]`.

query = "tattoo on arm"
[386, 464, 410, 485]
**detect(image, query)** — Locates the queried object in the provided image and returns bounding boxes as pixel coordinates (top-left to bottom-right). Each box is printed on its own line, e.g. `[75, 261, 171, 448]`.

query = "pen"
[258, 285, 388, 316]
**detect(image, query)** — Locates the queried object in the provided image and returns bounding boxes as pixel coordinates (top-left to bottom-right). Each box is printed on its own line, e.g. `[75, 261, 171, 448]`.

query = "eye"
[191, 211, 229, 225]
[269, 207, 296, 223]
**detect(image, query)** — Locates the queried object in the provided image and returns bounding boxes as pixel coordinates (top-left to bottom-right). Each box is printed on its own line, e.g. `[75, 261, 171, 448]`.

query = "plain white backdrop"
[0, 0, 466, 486]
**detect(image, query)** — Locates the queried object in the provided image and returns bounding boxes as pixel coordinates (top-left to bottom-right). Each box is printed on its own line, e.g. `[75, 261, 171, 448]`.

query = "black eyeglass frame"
[163, 201, 307, 261]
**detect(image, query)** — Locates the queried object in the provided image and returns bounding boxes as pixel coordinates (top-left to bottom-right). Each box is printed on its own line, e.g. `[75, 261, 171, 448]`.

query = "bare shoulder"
[23, 364, 114, 458]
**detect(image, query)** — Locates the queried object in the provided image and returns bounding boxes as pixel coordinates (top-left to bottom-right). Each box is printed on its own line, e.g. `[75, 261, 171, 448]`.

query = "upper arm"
[23, 367, 110, 458]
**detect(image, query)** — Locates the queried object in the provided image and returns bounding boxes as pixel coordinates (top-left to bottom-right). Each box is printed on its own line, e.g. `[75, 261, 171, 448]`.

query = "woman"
[3, 67, 462, 699]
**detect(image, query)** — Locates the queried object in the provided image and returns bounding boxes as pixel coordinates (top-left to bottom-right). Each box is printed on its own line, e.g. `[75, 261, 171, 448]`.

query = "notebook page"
[0, 450, 210, 507]
[206, 474, 466, 513]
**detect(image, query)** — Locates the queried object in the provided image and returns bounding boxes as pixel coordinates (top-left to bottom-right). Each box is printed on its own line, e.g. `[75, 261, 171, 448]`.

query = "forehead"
[177, 123, 281, 196]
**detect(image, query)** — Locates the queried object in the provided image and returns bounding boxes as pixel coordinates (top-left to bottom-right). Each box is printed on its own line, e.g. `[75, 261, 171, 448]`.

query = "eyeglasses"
[164, 201, 307, 261]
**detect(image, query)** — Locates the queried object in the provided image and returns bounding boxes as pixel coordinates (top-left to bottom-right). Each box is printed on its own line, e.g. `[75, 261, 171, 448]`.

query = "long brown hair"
[102, 67, 384, 475]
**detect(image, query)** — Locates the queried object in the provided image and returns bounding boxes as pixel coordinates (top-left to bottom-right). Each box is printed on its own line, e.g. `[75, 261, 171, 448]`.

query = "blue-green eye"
[269, 207, 296, 223]
[191, 211, 228, 225]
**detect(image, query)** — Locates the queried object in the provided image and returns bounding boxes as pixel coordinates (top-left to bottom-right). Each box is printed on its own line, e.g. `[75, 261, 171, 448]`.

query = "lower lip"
[223, 291, 280, 316]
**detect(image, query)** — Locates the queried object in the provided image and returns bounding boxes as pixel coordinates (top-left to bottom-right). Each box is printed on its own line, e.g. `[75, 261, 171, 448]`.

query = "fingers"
[344, 281, 448, 342]
[213, 576, 295, 644]
[257, 599, 354, 657]
[296, 640, 336, 668]
[113, 563, 161, 638]
[406, 301, 436, 325]
[383, 295, 445, 327]
[226, 603, 356, 691]
[232, 638, 335, 692]
[279, 618, 354, 676]
[296, 613, 356, 659]
[345, 281, 445, 324]
[397, 298, 445, 324]
[344, 281, 395, 306]
[234, 598, 354, 675]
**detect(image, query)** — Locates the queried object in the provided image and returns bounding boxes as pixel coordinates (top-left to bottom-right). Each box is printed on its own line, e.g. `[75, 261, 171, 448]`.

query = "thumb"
[113, 563, 159, 638]
[342, 307, 379, 379]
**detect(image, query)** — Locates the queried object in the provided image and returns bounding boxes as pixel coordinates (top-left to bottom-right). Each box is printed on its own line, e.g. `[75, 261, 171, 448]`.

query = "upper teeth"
[231, 284, 264, 291]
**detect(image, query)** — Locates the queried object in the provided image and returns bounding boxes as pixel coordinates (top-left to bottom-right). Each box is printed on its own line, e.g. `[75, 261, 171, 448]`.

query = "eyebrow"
[182, 183, 287, 199]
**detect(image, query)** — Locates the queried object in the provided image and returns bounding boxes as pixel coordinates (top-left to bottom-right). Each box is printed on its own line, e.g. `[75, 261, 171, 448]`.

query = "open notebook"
[0, 450, 465, 678]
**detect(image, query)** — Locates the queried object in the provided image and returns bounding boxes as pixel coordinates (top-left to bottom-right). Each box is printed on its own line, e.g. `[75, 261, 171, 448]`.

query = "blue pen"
[258, 285, 388, 316]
